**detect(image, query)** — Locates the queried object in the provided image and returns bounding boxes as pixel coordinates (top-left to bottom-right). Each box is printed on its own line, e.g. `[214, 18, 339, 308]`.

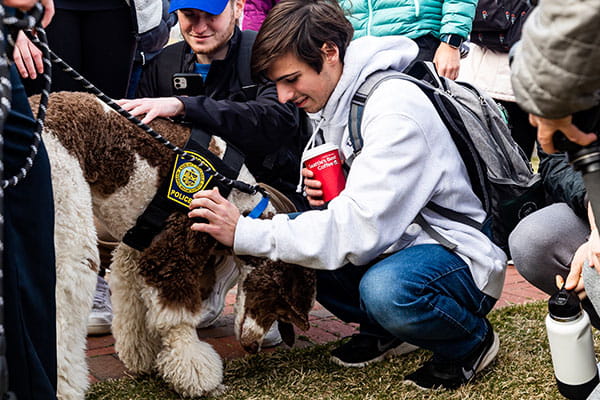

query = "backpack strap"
[348, 62, 442, 164]
[348, 70, 406, 165]
[237, 30, 258, 99]
[426, 201, 483, 230]
[414, 214, 457, 251]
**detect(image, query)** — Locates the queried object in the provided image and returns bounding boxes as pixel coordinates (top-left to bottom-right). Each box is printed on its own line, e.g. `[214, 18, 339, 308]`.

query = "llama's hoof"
[155, 339, 223, 397]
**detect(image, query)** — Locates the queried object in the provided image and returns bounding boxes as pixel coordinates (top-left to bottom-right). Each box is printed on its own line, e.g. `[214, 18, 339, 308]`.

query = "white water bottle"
[546, 287, 599, 399]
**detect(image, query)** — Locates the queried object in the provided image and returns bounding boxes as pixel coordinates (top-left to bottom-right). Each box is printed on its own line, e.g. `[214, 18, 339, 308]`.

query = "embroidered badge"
[167, 150, 216, 208]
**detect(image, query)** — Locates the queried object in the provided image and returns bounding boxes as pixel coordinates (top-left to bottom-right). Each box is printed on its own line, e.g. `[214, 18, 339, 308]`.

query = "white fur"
[233, 260, 251, 341]
[155, 325, 224, 398]
[45, 131, 99, 400]
[110, 245, 161, 374]
[92, 155, 160, 239]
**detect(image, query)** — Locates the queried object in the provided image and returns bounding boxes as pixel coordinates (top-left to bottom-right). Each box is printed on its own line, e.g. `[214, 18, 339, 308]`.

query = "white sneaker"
[87, 275, 113, 335]
[197, 257, 239, 328]
[262, 322, 283, 348]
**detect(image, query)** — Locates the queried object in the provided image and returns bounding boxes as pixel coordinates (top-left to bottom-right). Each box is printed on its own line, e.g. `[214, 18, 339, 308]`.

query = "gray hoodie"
[234, 35, 507, 299]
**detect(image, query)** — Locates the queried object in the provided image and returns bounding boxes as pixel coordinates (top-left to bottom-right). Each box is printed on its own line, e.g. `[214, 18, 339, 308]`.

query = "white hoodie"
[234, 36, 507, 299]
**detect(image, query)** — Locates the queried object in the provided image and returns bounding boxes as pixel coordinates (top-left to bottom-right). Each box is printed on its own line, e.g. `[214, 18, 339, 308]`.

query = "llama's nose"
[243, 341, 260, 354]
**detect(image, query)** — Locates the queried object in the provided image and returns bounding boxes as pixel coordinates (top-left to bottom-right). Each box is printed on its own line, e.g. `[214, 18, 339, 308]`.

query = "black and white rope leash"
[1, 3, 49, 190]
[24, 29, 267, 198]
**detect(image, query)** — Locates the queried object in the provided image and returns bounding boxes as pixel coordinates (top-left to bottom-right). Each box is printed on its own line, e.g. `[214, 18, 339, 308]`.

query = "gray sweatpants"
[509, 203, 589, 294]
[509, 203, 600, 327]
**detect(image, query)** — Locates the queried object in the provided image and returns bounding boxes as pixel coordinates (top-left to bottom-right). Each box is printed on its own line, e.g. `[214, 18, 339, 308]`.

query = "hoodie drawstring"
[296, 117, 326, 194]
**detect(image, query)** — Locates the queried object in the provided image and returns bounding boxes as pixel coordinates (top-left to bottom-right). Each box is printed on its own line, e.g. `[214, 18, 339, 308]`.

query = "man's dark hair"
[251, 0, 353, 81]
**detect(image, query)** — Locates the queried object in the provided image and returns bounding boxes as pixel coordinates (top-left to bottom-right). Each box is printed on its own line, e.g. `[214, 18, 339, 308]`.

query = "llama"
[34, 91, 316, 399]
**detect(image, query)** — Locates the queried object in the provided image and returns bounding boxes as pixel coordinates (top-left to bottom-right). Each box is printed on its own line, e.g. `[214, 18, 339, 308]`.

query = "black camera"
[172, 73, 203, 96]
[553, 106, 600, 227]
[553, 106, 600, 175]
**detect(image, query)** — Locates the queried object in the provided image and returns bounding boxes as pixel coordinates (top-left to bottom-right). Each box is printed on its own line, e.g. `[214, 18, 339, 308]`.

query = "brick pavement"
[86, 264, 547, 384]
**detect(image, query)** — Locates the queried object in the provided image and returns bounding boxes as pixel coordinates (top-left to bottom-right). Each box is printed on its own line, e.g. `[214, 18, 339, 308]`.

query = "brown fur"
[238, 256, 316, 352]
[31, 92, 190, 195]
[139, 213, 218, 312]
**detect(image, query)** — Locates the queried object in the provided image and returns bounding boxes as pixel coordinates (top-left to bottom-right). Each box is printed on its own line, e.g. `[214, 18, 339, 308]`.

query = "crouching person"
[188, 0, 507, 390]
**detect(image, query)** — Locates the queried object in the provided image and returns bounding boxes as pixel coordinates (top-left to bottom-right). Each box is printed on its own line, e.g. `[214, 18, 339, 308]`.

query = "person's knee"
[510, 203, 588, 293]
[359, 268, 416, 321]
[510, 214, 557, 263]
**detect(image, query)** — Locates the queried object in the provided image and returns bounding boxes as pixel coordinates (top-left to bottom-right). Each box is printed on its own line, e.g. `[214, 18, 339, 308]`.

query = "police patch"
[167, 150, 216, 208]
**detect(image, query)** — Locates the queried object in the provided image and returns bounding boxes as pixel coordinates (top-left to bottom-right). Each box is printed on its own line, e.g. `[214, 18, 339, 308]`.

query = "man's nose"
[191, 15, 209, 31]
[276, 82, 294, 104]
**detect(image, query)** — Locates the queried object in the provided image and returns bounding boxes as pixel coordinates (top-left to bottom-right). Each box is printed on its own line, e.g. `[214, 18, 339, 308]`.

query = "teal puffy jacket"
[338, 0, 476, 40]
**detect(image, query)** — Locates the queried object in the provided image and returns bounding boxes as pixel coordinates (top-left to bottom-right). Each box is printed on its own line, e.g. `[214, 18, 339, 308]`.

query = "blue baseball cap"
[169, 0, 229, 15]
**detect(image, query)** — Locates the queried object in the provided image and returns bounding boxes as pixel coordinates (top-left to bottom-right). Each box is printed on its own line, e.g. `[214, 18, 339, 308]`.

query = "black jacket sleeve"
[538, 147, 588, 220]
[177, 83, 299, 157]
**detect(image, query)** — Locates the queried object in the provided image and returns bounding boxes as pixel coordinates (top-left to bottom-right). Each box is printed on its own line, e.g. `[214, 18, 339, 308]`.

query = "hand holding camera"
[172, 73, 203, 96]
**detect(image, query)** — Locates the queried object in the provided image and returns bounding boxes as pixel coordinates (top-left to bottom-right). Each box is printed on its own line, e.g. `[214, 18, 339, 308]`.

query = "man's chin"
[191, 44, 217, 55]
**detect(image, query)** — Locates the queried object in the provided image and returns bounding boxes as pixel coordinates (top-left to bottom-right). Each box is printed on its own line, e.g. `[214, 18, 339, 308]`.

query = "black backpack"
[470, 0, 532, 52]
[347, 61, 545, 254]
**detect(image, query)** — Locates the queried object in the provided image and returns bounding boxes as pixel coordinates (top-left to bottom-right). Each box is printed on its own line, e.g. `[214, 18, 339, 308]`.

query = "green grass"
[86, 301, 594, 400]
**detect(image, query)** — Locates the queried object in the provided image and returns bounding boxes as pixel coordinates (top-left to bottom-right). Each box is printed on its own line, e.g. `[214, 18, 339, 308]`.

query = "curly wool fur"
[44, 132, 99, 400]
[38, 91, 316, 399]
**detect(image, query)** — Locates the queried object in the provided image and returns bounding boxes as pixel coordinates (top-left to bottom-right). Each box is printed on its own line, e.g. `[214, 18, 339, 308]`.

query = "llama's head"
[234, 256, 316, 353]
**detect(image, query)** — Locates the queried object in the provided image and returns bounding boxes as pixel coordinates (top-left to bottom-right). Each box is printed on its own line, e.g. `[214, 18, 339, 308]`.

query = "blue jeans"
[317, 244, 497, 361]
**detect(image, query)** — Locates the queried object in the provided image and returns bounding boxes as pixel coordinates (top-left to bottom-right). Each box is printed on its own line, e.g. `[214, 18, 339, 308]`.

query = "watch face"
[443, 34, 463, 48]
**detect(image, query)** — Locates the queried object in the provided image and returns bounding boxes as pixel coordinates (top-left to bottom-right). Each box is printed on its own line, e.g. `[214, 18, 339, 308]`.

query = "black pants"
[498, 100, 537, 159]
[3, 65, 57, 399]
[24, 6, 136, 99]
[412, 34, 440, 62]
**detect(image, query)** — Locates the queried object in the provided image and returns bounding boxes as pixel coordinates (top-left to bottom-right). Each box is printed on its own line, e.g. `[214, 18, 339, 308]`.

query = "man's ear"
[320, 42, 340, 64]
[234, 0, 245, 20]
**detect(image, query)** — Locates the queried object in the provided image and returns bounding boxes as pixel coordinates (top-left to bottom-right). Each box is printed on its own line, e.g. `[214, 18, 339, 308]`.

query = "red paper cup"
[302, 143, 346, 202]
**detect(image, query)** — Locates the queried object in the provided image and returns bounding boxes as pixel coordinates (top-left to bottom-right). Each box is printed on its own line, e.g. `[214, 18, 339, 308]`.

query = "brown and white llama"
[34, 91, 316, 399]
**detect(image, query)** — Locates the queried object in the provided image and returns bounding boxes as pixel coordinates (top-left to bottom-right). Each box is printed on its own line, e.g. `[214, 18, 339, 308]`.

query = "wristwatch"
[440, 34, 465, 49]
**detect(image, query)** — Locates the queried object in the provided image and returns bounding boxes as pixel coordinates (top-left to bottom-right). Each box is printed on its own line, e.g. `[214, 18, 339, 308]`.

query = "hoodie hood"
[320, 35, 419, 142]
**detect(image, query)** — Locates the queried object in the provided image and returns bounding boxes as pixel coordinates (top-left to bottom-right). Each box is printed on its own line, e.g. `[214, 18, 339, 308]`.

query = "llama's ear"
[278, 321, 296, 347]
[286, 305, 310, 332]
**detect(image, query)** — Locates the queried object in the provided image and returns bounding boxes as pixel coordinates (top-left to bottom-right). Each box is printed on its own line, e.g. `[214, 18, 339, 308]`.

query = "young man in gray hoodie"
[188, 0, 507, 389]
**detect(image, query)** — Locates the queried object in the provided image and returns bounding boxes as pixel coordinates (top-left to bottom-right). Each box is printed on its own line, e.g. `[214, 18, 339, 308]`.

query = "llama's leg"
[47, 134, 99, 400]
[110, 244, 161, 374]
[142, 278, 224, 397]
[154, 323, 225, 397]
[134, 216, 225, 396]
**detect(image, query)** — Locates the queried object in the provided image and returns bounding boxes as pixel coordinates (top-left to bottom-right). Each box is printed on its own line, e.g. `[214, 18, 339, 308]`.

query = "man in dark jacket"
[118, 0, 309, 341]
[120, 0, 309, 210]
